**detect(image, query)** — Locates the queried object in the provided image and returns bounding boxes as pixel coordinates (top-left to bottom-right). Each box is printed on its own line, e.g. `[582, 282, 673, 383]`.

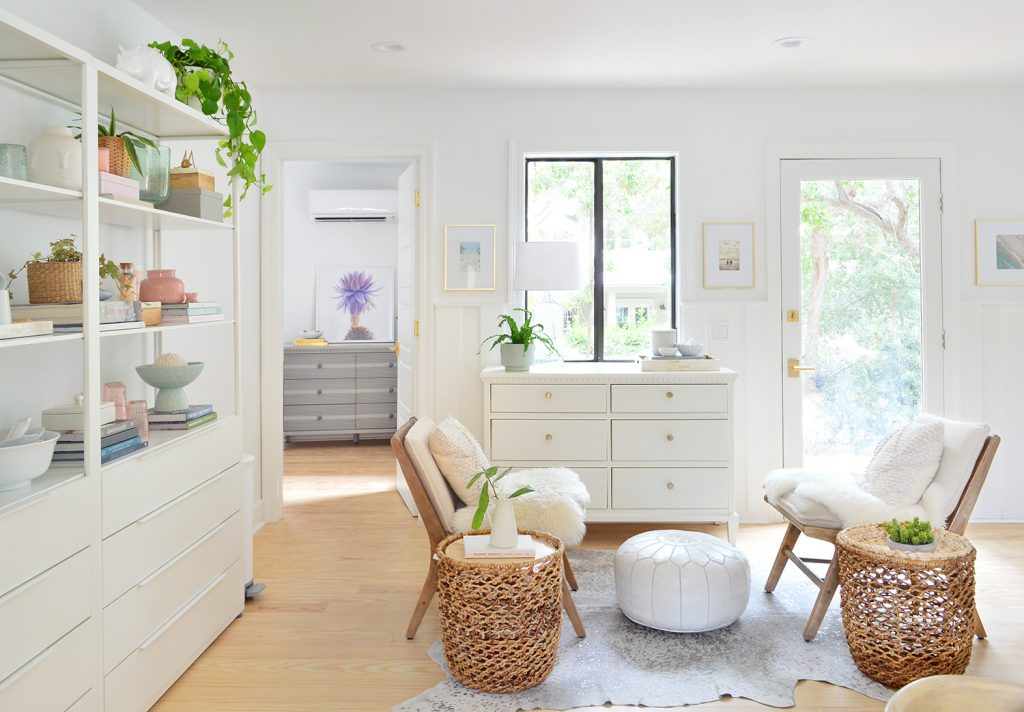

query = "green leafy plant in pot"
[72, 107, 157, 178]
[467, 466, 534, 548]
[6, 236, 121, 304]
[883, 517, 938, 553]
[480, 307, 558, 371]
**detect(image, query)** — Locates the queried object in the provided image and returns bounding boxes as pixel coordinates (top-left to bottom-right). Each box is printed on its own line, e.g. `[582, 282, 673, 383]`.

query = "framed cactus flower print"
[315, 265, 395, 343]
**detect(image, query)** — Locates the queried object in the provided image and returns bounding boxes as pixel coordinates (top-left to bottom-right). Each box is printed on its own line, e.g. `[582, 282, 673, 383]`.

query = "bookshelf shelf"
[98, 319, 234, 338]
[0, 332, 83, 350]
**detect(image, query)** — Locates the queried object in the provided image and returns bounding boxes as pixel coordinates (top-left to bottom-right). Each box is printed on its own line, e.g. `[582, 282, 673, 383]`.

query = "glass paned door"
[781, 159, 944, 471]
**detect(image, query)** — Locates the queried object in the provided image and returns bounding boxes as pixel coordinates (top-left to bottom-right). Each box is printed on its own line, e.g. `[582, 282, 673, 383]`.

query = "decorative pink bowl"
[139, 269, 185, 303]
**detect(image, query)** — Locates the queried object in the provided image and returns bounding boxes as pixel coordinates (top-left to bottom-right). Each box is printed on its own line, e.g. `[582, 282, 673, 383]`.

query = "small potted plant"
[467, 466, 534, 548]
[480, 307, 558, 371]
[73, 107, 158, 178]
[6, 236, 121, 304]
[883, 517, 938, 553]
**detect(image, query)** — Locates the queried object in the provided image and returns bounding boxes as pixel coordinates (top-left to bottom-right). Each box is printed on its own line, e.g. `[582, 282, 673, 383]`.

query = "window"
[525, 157, 676, 360]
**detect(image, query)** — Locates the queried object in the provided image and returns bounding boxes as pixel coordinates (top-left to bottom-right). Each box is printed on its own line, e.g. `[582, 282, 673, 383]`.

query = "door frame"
[259, 141, 435, 523]
[766, 143, 961, 469]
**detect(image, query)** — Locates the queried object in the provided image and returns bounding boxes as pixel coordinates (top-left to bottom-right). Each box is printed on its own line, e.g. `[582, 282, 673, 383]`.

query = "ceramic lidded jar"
[28, 126, 82, 190]
[139, 269, 185, 303]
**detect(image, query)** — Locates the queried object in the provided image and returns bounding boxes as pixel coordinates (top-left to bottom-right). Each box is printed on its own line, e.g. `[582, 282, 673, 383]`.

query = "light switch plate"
[710, 321, 729, 339]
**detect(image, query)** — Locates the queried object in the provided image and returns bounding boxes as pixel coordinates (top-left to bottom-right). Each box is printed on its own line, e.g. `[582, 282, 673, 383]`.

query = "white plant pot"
[489, 499, 518, 548]
[887, 539, 938, 553]
[28, 126, 82, 190]
[500, 343, 536, 371]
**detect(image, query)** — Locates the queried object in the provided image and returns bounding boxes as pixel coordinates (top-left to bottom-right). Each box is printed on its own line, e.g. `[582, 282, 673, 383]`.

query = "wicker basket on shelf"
[97, 136, 131, 177]
[837, 524, 976, 688]
[27, 261, 82, 303]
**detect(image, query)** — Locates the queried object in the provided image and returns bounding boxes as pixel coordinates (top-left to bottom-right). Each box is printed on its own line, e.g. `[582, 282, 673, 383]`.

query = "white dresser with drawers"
[481, 363, 739, 543]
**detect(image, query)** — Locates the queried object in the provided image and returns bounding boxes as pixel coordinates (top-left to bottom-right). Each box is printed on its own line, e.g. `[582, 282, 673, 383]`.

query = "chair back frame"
[391, 417, 454, 554]
[946, 434, 1000, 535]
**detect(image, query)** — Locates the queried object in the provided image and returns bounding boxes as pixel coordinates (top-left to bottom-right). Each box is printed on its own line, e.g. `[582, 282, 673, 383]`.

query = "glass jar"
[103, 381, 128, 421]
[0, 143, 28, 180]
[128, 400, 149, 442]
[130, 143, 171, 204]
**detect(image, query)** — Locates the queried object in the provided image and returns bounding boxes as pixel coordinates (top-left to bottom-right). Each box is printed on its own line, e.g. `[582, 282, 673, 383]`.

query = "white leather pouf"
[614, 530, 750, 633]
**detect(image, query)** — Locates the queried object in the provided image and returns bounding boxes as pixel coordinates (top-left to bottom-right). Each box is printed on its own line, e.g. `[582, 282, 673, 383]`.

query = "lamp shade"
[513, 241, 583, 291]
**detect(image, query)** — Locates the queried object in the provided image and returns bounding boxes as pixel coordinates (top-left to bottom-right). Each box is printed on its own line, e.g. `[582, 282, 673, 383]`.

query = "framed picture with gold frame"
[703, 221, 755, 289]
[444, 224, 496, 291]
[975, 218, 1024, 286]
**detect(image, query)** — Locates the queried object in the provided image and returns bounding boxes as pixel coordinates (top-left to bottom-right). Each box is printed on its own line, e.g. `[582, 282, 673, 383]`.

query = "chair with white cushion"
[391, 416, 588, 639]
[762, 416, 1000, 641]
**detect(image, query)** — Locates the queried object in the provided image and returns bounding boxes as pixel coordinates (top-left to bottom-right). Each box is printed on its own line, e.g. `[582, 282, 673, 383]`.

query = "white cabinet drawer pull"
[0, 490, 51, 518]
[0, 645, 54, 694]
[0, 555, 70, 606]
[136, 473, 222, 525]
[666, 482, 675, 491]
[545, 434, 553, 441]
[544, 391, 553, 399]
[666, 434, 675, 442]
[139, 570, 228, 650]
[666, 391, 674, 399]
[137, 519, 230, 588]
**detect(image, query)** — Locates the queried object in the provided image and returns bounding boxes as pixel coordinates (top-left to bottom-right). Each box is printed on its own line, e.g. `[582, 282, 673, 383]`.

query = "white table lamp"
[514, 242, 582, 356]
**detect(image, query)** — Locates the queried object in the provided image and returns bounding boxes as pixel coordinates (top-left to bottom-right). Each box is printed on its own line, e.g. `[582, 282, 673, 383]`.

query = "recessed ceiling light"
[370, 41, 407, 53]
[772, 36, 813, 49]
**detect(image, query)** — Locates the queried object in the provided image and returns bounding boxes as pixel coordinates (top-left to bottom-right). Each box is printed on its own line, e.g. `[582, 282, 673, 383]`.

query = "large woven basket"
[98, 136, 131, 177]
[837, 524, 976, 688]
[27, 261, 82, 303]
[435, 529, 564, 693]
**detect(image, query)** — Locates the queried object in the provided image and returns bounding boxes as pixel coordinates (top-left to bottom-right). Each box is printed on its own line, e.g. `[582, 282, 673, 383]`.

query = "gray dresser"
[283, 344, 398, 442]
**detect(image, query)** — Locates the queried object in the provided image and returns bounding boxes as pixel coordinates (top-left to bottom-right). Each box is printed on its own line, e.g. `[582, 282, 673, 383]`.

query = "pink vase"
[139, 269, 185, 303]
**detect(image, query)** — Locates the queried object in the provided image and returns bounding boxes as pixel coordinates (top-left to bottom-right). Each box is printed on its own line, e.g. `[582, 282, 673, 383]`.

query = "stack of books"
[53, 419, 146, 464]
[11, 301, 143, 333]
[462, 534, 538, 559]
[148, 404, 217, 431]
[161, 302, 224, 325]
[293, 337, 328, 346]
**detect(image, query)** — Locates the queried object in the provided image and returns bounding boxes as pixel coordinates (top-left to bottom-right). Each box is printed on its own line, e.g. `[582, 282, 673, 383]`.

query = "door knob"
[787, 358, 816, 378]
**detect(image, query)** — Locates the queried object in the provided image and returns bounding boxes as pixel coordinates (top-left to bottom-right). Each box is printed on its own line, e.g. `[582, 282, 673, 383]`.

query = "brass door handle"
[391, 341, 400, 357]
[787, 358, 816, 378]
[545, 434, 553, 441]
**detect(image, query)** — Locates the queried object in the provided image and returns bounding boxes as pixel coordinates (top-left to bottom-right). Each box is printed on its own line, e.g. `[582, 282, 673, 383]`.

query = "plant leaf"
[491, 466, 513, 483]
[466, 471, 485, 488]
[507, 486, 535, 499]
[471, 484, 490, 530]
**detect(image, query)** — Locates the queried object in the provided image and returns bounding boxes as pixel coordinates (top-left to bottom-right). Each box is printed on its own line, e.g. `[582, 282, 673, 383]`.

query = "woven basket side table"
[436, 529, 564, 693]
[837, 524, 977, 689]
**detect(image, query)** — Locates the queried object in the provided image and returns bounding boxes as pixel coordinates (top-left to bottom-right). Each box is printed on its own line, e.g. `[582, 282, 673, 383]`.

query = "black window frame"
[524, 155, 677, 362]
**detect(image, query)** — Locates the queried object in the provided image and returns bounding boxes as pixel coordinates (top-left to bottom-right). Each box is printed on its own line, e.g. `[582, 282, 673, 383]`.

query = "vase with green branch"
[334, 271, 380, 341]
[467, 466, 535, 548]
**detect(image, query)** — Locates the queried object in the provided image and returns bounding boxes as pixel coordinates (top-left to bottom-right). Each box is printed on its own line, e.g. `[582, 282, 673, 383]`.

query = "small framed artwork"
[445, 224, 496, 291]
[703, 221, 755, 289]
[315, 264, 395, 343]
[975, 219, 1024, 286]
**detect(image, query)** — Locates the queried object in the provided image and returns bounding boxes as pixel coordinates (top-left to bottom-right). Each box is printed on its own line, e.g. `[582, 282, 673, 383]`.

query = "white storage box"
[42, 394, 116, 431]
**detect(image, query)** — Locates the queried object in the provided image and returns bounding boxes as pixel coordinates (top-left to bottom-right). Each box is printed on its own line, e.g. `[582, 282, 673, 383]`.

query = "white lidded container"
[42, 393, 116, 432]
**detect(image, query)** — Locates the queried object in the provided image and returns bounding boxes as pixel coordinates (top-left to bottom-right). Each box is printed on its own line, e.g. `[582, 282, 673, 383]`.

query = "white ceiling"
[136, 0, 1024, 91]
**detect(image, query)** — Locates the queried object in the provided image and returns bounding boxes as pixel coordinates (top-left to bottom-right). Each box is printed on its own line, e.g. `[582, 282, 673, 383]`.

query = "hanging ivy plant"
[149, 39, 270, 215]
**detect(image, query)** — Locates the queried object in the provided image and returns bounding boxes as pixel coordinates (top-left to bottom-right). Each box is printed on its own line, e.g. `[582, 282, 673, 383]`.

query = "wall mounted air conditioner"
[309, 189, 398, 223]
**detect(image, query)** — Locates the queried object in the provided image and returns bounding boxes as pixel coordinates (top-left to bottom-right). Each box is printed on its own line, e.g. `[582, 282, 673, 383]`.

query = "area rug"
[393, 549, 893, 711]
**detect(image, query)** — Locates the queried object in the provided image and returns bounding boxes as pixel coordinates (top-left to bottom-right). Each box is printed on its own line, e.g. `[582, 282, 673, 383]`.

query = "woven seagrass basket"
[98, 136, 131, 177]
[837, 524, 976, 688]
[27, 261, 82, 303]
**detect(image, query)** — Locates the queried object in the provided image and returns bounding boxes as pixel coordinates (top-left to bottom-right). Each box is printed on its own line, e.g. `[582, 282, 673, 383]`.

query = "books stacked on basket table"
[148, 404, 217, 431]
[160, 302, 224, 325]
[11, 301, 144, 333]
[53, 419, 147, 464]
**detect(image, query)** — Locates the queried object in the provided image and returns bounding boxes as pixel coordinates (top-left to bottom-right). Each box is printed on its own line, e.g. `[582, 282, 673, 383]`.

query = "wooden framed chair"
[764, 429, 1000, 641]
[391, 416, 586, 640]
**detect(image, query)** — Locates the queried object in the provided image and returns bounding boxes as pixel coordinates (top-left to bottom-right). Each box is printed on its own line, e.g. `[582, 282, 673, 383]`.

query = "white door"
[781, 158, 944, 471]
[395, 162, 418, 515]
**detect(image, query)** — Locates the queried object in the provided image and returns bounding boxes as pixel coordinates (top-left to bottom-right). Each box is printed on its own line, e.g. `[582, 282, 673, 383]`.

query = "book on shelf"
[160, 306, 222, 317]
[148, 411, 217, 431]
[462, 534, 538, 559]
[58, 419, 135, 442]
[292, 338, 328, 346]
[11, 301, 141, 325]
[147, 404, 213, 422]
[52, 435, 146, 463]
[639, 355, 720, 372]
[54, 426, 140, 452]
[160, 313, 224, 324]
[161, 302, 221, 312]
[0, 321, 53, 340]
[52, 321, 145, 333]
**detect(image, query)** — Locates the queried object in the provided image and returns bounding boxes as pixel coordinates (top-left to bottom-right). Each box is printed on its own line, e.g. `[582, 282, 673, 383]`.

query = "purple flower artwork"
[316, 265, 394, 343]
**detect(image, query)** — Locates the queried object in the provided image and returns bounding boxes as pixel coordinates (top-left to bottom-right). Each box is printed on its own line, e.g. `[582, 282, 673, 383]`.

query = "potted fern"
[480, 307, 557, 371]
[467, 466, 534, 548]
[883, 517, 938, 553]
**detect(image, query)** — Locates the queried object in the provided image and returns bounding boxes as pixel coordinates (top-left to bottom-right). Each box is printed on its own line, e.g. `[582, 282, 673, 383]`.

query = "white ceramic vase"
[28, 126, 82, 190]
[489, 499, 519, 548]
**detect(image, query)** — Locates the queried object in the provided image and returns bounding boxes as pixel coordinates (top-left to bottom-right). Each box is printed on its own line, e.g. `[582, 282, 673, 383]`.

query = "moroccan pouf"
[614, 530, 751, 632]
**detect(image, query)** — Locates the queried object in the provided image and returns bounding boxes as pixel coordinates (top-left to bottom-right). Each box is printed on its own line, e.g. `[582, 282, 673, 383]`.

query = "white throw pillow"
[861, 417, 944, 507]
[428, 416, 490, 506]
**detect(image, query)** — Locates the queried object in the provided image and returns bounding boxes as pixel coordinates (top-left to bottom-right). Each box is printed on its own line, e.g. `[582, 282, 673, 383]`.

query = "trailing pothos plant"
[148, 38, 269, 215]
[467, 466, 535, 530]
[480, 307, 558, 354]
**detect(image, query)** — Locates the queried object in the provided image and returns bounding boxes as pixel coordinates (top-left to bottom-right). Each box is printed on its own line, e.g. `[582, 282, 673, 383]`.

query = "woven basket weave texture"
[27, 261, 82, 304]
[98, 136, 131, 177]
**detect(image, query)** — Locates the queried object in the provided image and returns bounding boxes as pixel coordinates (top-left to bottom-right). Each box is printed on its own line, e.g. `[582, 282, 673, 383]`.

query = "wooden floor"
[154, 442, 1024, 711]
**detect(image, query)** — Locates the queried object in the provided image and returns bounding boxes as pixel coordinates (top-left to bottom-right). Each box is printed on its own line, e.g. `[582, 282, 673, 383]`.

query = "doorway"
[780, 158, 944, 471]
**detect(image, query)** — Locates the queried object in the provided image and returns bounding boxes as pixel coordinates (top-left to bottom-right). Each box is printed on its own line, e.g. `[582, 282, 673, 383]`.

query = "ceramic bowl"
[657, 346, 679, 357]
[0, 429, 59, 492]
[300, 330, 322, 339]
[135, 362, 204, 390]
[676, 342, 705, 357]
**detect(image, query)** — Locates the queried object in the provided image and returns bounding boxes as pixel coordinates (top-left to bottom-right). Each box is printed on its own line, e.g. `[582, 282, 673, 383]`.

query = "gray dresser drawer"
[283, 404, 356, 431]
[356, 402, 397, 430]
[356, 352, 397, 378]
[357, 378, 397, 404]
[284, 353, 355, 380]
[283, 379, 357, 406]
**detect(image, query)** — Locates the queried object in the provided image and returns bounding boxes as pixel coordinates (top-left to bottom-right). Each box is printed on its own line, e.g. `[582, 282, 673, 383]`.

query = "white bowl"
[657, 346, 679, 357]
[300, 329, 322, 339]
[676, 342, 705, 357]
[0, 430, 59, 492]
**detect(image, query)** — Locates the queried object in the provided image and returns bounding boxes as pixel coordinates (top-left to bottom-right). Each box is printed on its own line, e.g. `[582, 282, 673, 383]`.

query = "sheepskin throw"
[860, 417, 944, 506]
[428, 417, 490, 506]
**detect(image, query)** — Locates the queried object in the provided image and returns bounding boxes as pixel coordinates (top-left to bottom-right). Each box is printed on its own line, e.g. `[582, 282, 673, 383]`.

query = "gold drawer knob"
[666, 391, 674, 399]
[545, 391, 553, 399]
[545, 434, 553, 441]
[666, 433, 675, 442]
[666, 482, 675, 490]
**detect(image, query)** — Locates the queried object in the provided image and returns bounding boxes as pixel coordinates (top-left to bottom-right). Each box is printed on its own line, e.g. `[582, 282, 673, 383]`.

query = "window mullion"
[593, 159, 604, 361]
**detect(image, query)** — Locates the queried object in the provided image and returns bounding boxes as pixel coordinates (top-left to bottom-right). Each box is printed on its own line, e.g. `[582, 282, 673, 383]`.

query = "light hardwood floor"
[154, 442, 1024, 711]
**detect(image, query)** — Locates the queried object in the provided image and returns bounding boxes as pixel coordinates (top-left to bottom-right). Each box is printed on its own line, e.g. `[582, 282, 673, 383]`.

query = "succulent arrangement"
[467, 465, 535, 530]
[883, 517, 935, 546]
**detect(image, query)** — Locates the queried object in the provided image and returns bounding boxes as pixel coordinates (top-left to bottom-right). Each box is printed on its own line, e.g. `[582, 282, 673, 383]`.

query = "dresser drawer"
[284, 352, 355, 380]
[490, 384, 608, 414]
[356, 402, 397, 430]
[283, 378, 356, 406]
[571, 467, 608, 510]
[0, 618, 95, 712]
[67, 688, 98, 712]
[612, 468, 729, 509]
[357, 377, 397, 404]
[356, 352, 397, 378]
[611, 384, 728, 414]
[104, 511, 243, 674]
[0, 547, 91, 681]
[611, 420, 729, 462]
[0, 474, 90, 596]
[102, 416, 241, 538]
[103, 465, 240, 606]
[104, 559, 242, 712]
[283, 404, 356, 432]
[491, 420, 607, 461]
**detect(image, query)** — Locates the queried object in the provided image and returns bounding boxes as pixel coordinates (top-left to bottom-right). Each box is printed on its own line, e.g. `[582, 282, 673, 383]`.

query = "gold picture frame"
[703, 221, 755, 289]
[444, 224, 497, 291]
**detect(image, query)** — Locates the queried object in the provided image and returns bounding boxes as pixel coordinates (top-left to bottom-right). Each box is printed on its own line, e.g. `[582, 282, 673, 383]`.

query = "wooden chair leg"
[974, 605, 988, 639]
[405, 558, 438, 640]
[563, 551, 579, 592]
[803, 553, 840, 642]
[765, 523, 801, 593]
[562, 577, 586, 638]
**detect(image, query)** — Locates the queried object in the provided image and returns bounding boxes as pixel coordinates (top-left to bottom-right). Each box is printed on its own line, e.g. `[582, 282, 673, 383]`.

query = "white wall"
[258, 87, 1024, 522]
[281, 161, 404, 341]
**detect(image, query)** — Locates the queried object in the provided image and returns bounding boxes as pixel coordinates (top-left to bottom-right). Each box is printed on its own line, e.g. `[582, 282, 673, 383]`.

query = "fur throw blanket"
[450, 467, 589, 547]
[763, 468, 948, 528]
